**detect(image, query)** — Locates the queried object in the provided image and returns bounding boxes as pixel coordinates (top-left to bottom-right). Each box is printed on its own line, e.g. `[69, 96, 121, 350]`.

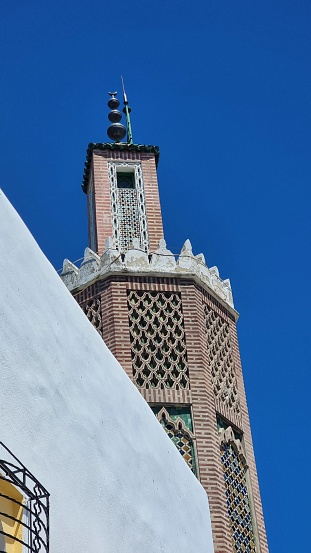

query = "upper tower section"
[82, 88, 163, 255]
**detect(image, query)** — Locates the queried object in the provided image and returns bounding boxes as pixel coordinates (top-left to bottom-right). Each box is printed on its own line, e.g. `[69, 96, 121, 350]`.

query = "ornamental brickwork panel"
[204, 304, 240, 414]
[117, 188, 141, 252]
[108, 162, 149, 253]
[127, 290, 190, 390]
[219, 425, 256, 553]
[81, 297, 102, 335]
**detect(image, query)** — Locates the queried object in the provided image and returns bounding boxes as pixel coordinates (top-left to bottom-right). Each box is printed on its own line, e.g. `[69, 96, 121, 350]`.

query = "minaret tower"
[61, 86, 269, 553]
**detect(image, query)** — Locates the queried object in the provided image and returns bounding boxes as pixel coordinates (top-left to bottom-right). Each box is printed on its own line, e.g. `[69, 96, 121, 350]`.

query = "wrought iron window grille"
[0, 442, 49, 553]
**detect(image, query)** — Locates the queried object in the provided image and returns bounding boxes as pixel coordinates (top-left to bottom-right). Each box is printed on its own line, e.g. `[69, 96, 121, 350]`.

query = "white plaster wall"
[0, 190, 214, 553]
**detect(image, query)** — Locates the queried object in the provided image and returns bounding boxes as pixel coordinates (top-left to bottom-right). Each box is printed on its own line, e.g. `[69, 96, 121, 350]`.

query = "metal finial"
[107, 91, 126, 142]
[121, 77, 128, 104]
[108, 92, 120, 110]
[121, 76, 133, 144]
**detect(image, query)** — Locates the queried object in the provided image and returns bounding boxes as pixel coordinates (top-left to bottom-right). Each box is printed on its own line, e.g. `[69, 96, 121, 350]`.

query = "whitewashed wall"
[0, 190, 214, 553]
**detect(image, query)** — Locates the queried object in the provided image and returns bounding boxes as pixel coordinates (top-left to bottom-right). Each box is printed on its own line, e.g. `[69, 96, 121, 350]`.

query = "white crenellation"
[124, 238, 150, 270]
[150, 238, 176, 272]
[100, 236, 123, 273]
[177, 239, 195, 270]
[61, 259, 79, 290]
[60, 238, 235, 309]
[79, 248, 100, 285]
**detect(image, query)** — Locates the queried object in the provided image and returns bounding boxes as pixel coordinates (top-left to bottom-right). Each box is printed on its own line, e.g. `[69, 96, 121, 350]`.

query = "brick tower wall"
[74, 276, 268, 553]
[72, 140, 270, 552]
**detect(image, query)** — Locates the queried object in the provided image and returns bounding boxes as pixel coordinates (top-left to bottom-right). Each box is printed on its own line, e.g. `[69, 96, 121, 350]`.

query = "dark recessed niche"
[117, 172, 135, 189]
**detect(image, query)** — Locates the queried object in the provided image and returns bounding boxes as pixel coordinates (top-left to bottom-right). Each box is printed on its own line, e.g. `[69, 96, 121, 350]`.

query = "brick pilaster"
[181, 283, 233, 553]
[74, 273, 269, 553]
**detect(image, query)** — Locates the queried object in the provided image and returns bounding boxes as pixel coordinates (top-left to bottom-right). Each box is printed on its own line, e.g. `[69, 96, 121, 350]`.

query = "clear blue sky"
[2, 1, 310, 550]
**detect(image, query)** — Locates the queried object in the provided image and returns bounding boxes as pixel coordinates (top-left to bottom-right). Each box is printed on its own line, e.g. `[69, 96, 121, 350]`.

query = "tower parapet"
[61, 237, 235, 311]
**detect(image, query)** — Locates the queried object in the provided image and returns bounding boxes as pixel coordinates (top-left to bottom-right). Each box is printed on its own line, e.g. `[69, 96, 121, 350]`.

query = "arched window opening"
[218, 422, 256, 553]
[153, 406, 197, 475]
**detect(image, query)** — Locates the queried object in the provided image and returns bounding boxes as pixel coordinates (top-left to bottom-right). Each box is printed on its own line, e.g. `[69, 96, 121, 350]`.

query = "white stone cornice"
[60, 238, 237, 317]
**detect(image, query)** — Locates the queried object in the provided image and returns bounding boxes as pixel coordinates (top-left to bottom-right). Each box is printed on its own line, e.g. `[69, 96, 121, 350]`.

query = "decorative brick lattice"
[109, 162, 149, 253]
[204, 305, 240, 414]
[82, 297, 102, 335]
[156, 407, 196, 474]
[117, 188, 141, 251]
[220, 427, 256, 552]
[127, 291, 190, 390]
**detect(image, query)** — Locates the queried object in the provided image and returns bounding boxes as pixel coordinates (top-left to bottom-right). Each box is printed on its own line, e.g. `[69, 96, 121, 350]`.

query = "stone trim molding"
[218, 425, 247, 467]
[61, 237, 235, 313]
[156, 407, 195, 440]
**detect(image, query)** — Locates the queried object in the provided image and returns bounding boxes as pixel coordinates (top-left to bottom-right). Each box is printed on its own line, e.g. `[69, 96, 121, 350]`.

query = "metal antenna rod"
[121, 76, 133, 144]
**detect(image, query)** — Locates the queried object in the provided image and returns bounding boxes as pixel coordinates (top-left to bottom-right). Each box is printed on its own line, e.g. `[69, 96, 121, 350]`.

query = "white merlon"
[195, 252, 206, 264]
[151, 238, 176, 272]
[61, 237, 235, 311]
[61, 258, 79, 290]
[124, 238, 150, 270]
[101, 236, 123, 273]
[79, 247, 100, 285]
[177, 238, 194, 270]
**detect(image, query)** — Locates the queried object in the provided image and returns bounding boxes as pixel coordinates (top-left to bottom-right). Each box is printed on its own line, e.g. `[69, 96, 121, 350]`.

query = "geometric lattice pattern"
[221, 441, 256, 552]
[127, 290, 190, 390]
[204, 304, 240, 414]
[117, 188, 141, 252]
[155, 407, 196, 474]
[81, 297, 102, 335]
[108, 162, 149, 253]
